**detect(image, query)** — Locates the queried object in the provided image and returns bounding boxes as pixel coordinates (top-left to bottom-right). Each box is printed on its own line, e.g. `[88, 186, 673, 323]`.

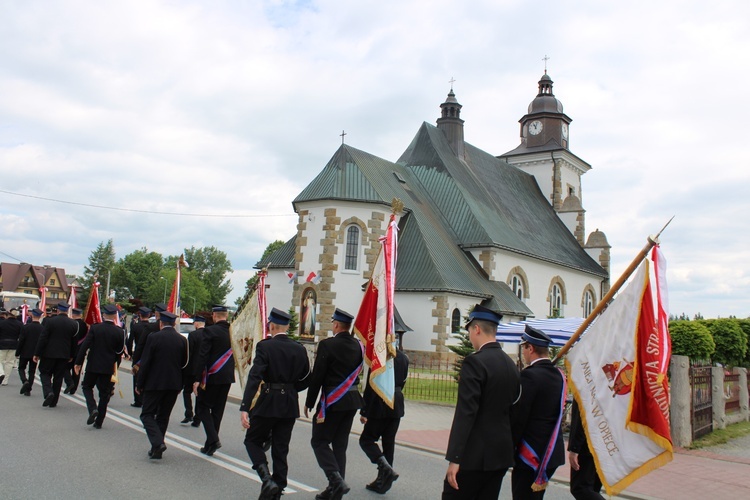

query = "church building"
[257, 72, 611, 355]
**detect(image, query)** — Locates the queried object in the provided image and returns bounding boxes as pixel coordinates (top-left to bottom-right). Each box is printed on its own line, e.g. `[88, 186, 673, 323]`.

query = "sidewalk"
[126, 363, 750, 500]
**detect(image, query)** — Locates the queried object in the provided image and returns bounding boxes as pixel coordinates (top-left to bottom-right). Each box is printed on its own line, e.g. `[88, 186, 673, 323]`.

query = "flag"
[230, 270, 268, 390]
[20, 304, 29, 324]
[305, 271, 322, 284]
[354, 211, 399, 409]
[652, 246, 671, 381]
[67, 285, 77, 310]
[167, 254, 189, 315]
[39, 287, 48, 312]
[287, 272, 296, 284]
[565, 262, 672, 496]
[83, 282, 103, 326]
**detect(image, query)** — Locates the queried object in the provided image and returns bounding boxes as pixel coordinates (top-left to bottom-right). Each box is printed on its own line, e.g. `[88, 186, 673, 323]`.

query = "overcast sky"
[1, 1, 748, 318]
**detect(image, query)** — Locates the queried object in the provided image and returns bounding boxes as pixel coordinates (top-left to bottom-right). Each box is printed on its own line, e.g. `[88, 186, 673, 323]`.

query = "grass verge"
[688, 420, 750, 449]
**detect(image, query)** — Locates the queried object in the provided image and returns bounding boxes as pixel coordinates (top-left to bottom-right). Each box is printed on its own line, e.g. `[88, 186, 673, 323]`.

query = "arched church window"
[451, 308, 461, 333]
[583, 290, 594, 318]
[511, 275, 525, 301]
[345, 225, 359, 270]
[550, 284, 563, 318]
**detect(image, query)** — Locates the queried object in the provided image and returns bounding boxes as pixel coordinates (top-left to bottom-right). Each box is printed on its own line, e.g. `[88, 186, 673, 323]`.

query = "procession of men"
[0, 299, 579, 500]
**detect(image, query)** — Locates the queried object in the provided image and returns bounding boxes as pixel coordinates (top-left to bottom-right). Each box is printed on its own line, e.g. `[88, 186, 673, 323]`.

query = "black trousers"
[570, 452, 604, 500]
[140, 389, 179, 448]
[195, 384, 231, 445]
[18, 357, 37, 387]
[511, 462, 558, 500]
[81, 371, 113, 425]
[441, 468, 507, 500]
[182, 381, 194, 419]
[245, 416, 296, 489]
[359, 416, 401, 465]
[63, 359, 80, 391]
[132, 373, 142, 406]
[311, 409, 357, 478]
[39, 358, 68, 405]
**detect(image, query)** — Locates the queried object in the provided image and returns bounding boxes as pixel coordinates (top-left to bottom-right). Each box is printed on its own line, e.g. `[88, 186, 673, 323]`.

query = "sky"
[1, 0, 748, 318]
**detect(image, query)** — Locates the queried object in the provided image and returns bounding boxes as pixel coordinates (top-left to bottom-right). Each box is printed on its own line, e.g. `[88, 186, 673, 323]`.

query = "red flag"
[83, 282, 103, 326]
[67, 285, 77, 310]
[39, 287, 48, 312]
[167, 254, 189, 314]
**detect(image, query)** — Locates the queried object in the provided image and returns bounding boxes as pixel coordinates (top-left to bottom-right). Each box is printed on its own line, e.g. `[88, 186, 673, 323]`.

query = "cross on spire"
[542, 54, 550, 74]
[340, 130, 347, 145]
[449, 76, 456, 91]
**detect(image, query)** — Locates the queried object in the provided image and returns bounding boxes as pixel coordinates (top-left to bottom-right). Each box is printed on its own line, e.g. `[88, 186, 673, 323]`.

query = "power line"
[0, 189, 296, 218]
[0, 251, 23, 262]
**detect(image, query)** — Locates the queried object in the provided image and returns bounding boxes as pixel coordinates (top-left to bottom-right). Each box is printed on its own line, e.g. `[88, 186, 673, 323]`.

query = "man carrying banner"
[240, 307, 310, 500]
[128, 306, 152, 407]
[181, 315, 205, 425]
[568, 399, 604, 499]
[63, 307, 88, 395]
[443, 304, 520, 500]
[16, 308, 44, 396]
[305, 308, 363, 500]
[74, 304, 126, 429]
[511, 324, 567, 500]
[193, 305, 235, 456]
[359, 347, 409, 494]
[33, 301, 78, 408]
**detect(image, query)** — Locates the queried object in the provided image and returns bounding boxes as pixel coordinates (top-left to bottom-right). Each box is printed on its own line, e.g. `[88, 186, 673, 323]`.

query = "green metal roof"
[255, 236, 296, 269]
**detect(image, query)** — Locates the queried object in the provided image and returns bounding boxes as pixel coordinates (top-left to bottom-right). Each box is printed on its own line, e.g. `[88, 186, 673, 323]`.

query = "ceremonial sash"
[201, 348, 233, 389]
[315, 341, 365, 423]
[518, 367, 568, 492]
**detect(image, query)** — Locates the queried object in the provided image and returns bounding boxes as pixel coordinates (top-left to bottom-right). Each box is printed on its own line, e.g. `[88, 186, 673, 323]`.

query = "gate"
[724, 371, 741, 414]
[690, 360, 713, 440]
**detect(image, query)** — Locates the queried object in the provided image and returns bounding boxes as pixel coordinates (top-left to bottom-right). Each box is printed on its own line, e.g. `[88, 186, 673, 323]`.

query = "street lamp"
[188, 296, 196, 314]
[160, 276, 167, 303]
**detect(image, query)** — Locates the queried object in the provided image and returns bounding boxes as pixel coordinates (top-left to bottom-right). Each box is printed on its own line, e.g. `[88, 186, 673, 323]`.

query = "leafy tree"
[111, 247, 163, 301]
[448, 307, 475, 382]
[287, 306, 300, 341]
[705, 318, 747, 367]
[236, 240, 287, 307]
[184, 246, 233, 305]
[669, 320, 715, 360]
[738, 319, 750, 366]
[80, 239, 116, 306]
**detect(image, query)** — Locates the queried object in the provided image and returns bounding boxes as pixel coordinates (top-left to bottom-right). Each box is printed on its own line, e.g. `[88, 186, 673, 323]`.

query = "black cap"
[57, 302, 70, 312]
[521, 324, 552, 348]
[102, 304, 118, 315]
[465, 304, 503, 327]
[71, 308, 83, 315]
[154, 303, 168, 313]
[193, 315, 206, 323]
[268, 307, 291, 326]
[30, 308, 44, 317]
[332, 308, 354, 324]
[138, 306, 151, 315]
[212, 304, 228, 312]
[159, 311, 177, 324]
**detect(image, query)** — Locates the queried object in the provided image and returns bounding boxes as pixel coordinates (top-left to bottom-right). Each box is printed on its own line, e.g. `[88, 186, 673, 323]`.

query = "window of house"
[511, 275, 524, 301]
[451, 308, 461, 333]
[345, 225, 360, 271]
[583, 290, 594, 318]
[50, 279, 56, 285]
[550, 284, 563, 317]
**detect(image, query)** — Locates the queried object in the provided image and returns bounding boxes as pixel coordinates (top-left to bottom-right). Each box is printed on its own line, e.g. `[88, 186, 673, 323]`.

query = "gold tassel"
[531, 482, 548, 492]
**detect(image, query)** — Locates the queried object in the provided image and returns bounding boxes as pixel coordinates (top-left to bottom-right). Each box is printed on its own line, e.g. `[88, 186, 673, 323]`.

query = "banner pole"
[552, 217, 674, 363]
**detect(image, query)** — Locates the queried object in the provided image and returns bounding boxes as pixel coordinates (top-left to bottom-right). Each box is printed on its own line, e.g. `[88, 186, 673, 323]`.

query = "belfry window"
[345, 225, 359, 271]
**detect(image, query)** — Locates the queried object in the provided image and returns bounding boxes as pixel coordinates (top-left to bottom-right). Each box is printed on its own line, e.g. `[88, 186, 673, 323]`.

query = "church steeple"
[436, 83, 465, 159]
[519, 72, 571, 150]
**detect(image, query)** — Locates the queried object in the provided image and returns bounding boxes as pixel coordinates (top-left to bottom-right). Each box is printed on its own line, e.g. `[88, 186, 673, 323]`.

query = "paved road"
[0, 372, 575, 499]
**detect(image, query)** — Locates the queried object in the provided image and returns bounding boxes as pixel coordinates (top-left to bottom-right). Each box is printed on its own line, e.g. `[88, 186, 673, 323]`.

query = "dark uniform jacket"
[446, 342, 520, 471]
[305, 331, 364, 413]
[75, 320, 125, 374]
[511, 358, 566, 470]
[239, 334, 310, 417]
[132, 321, 159, 366]
[194, 321, 235, 385]
[0, 317, 23, 350]
[34, 313, 78, 359]
[567, 400, 589, 456]
[182, 327, 204, 382]
[361, 349, 409, 419]
[16, 321, 43, 358]
[136, 326, 187, 392]
[126, 319, 147, 358]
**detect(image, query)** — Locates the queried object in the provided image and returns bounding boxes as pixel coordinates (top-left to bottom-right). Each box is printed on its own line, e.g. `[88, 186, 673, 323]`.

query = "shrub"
[706, 318, 747, 367]
[669, 320, 715, 360]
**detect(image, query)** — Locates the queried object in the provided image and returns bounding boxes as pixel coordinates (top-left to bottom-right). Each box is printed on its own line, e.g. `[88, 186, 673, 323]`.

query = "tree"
[236, 240, 287, 307]
[80, 239, 116, 306]
[447, 307, 475, 381]
[706, 318, 748, 367]
[669, 320, 715, 360]
[287, 306, 300, 341]
[184, 246, 233, 305]
[111, 247, 164, 302]
[738, 319, 750, 366]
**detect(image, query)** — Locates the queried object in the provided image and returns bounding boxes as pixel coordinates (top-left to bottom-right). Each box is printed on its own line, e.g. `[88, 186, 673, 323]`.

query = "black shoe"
[130, 402, 142, 408]
[87, 410, 99, 425]
[23, 390, 30, 396]
[93, 422, 102, 429]
[43, 394, 55, 407]
[20, 382, 30, 394]
[0, 375, 5, 384]
[374, 456, 398, 493]
[325, 471, 349, 500]
[315, 486, 333, 500]
[149, 443, 167, 459]
[180, 417, 192, 424]
[69, 388, 77, 396]
[191, 419, 201, 427]
[63, 386, 71, 394]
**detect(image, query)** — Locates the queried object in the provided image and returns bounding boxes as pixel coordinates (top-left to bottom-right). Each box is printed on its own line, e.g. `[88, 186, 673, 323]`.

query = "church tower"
[499, 71, 591, 245]
[436, 85, 465, 160]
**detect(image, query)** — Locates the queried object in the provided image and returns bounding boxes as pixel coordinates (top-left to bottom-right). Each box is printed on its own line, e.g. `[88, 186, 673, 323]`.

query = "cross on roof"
[340, 130, 347, 145]
[542, 55, 550, 73]
[449, 77, 456, 90]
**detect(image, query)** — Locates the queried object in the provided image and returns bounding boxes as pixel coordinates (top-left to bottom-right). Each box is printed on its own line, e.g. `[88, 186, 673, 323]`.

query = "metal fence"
[690, 360, 713, 440]
[724, 371, 741, 414]
[403, 356, 458, 405]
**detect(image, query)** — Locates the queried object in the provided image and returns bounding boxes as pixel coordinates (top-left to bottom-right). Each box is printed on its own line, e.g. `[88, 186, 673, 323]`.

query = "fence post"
[712, 366, 727, 430]
[738, 367, 749, 422]
[670, 355, 692, 448]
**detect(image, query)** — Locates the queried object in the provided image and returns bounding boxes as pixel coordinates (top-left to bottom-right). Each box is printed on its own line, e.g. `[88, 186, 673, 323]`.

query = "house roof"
[255, 236, 297, 269]
[0, 263, 69, 292]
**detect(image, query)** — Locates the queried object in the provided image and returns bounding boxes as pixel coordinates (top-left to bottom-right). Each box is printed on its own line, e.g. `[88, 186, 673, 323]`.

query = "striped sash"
[201, 348, 233, 389]
[518, 367, 568, 492]
[315, 341, 364, 423]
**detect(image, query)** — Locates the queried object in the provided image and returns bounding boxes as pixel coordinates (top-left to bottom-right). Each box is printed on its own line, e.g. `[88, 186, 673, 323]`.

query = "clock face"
[561, 123, 569, 139]
[529, 120, 543, 136]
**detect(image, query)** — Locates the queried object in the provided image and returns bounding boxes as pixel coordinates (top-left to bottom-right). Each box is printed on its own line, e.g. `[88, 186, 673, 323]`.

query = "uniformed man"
[443, 304, 520, 500]
[0, 307, 23, 386]
[16, 308, 44, 396]
[193, 305, 235, 456]
[127, 306, 152, 407]
[180, 315, 205, 425]
[74, 304, 126, 429]
[132, 303, 167, 407]
[511, 325, 567, 499]
[568, 400, 604, 500]
[136, 310, 187, 459]
[33, 301, 78, 408]
[358, 347, 409, 494]
[240, 307, 311, 500]
[304, 308, 363, 500]
[63, 307, 88, 395]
